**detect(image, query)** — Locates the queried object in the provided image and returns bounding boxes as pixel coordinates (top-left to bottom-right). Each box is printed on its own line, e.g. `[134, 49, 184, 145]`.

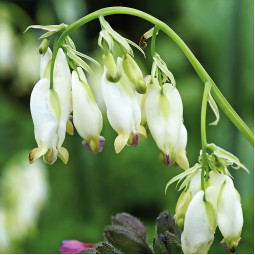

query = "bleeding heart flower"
[145, 82, 189, 169]
[72, 67, 105, 154]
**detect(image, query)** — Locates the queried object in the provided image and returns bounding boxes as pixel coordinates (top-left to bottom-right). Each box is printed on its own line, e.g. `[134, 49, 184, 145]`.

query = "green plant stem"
[201, 82, 211, 189]
[50, 6, 253, 146]
[150, 26, 158, 58]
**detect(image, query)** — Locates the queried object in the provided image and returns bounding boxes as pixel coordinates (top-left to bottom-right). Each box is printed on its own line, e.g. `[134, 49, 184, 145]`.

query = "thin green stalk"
[150, 26, 158, 58]
[201, 82, 211, 187]
[50, 6, 253, 146]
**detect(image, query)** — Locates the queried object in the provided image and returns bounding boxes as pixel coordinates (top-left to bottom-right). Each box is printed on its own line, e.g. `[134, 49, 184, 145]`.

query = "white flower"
[29, 78, 60, 164]
[216, 176, 243, 251]
[72, 67, 105, 153]
[102, 58, 146, 153]
[145, 82, 189, 169]
[30, 48, 72, 164]
[181, 190, 216, 254]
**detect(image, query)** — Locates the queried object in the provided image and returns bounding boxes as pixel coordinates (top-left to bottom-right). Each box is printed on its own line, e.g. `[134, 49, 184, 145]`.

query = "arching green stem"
[50, 6, 253, 146]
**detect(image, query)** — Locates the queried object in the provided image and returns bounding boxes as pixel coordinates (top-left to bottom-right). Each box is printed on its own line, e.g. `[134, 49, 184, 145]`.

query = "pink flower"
[60, 240, 93, 254]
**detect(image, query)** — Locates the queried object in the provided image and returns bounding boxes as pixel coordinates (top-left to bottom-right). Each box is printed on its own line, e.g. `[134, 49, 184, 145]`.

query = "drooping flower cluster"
[166, 145, 248, 253]
[27, 18, 189, 169]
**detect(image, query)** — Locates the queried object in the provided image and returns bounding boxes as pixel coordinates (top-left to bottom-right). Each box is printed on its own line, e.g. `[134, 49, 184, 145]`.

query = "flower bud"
[122, 54, 146, 94]
[217, 176, 243, 252]
[175, 189, 191, 230]
[60, 240, 93, 254]
[181, 191, 216, 254]
[103, 53, 121, 83]
[72, 68, 104, 154]
[39, 38, 50, 56]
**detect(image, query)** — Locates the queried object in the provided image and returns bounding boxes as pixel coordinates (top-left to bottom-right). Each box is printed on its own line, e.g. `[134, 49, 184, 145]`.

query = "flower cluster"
[27, 18, 189, 169]
[166, 144, 248, 253]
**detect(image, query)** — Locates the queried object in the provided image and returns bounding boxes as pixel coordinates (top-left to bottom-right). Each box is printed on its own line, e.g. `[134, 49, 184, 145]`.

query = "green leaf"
[65, 45, 101, 69]
[124, 38, 145, 58]
[143, 27, 159, 39]
[153, 54, 176, 87]
[207, 143, 249, 173]
[207, 82, 220, 125]
[165, 163, 201, 193]
[25, 23, 67, 33]
[104, 226, 152, 253]
[178, 167, 200, 191]
[39, 30, 57, 39]
[98, 29, 115, 51]
[99, 16, 133, 56]
[65, 36, 76, 50]
[67, 50, 94, 75]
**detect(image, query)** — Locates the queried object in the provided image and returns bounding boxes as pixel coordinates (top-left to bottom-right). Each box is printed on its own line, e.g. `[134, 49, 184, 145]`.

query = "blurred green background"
[0, 0, 253, 253]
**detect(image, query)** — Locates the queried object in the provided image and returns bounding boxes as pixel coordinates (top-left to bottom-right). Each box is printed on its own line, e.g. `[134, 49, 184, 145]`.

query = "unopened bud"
[175, 189, 191, 230]
[122, 54, 146, 94]
[103, 53, 121, 83]
[39, 38, 50, 56]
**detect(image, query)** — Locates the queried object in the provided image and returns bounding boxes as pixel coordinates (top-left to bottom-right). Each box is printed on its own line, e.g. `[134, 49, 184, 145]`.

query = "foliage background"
[0, 0, 253, 253]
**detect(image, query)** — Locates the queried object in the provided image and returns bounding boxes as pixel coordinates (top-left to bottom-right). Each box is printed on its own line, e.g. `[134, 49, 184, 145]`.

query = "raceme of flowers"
[26, 16, 249, 254]
[166, 145, 248, 253]
[27, 17, 189, 170]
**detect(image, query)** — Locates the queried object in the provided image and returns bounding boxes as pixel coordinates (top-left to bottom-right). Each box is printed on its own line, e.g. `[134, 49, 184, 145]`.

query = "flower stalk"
[48, 6, 253, 146]
[201, 82, 210, 190]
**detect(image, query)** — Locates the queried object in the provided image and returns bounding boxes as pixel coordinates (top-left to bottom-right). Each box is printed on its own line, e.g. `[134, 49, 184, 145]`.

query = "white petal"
[30, 79, 58, 150]
[205, 172, 225, 210]
[102, 70, 140, 135]
[40, 48, 52, 79]
[189, 169, 202, 197]
[217, 176, 243, 247]
[145, 85, 167, 152]
[145, 83, 183, 155]
[53, 48, 72, 149]
[72, 69, 103, 140]
[181, 191, 215, 254]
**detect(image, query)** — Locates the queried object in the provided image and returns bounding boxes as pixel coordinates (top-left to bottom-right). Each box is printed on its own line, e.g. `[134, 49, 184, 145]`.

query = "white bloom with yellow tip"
[102, 59, 146, 153]
[29, 78, 60, 164]
[145, 82, 189, 169]
[72, 67, 105, 154]
[181, 190, 216, 254]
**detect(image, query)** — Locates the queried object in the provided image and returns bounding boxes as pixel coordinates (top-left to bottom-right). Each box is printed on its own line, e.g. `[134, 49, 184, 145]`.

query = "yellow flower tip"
[29, 147, 47, 164]
[176, 152, 189, 170]
[58, 147, 69, 164]
[138, 125, 147, 139]
[66, 119, 74, 136]
[114, 133, 129, 154]
[43, 148, 58, 165]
